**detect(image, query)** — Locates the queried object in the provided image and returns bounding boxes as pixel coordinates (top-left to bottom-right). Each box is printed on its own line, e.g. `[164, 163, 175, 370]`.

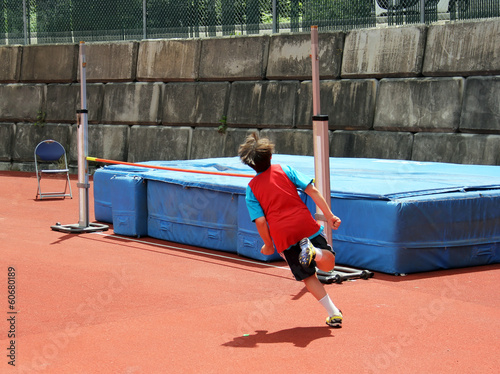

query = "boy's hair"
[238, 132, 274, 173]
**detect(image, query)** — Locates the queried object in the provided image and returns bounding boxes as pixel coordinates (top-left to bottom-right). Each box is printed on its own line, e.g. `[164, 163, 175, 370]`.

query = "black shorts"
[281, 234, 335, 281]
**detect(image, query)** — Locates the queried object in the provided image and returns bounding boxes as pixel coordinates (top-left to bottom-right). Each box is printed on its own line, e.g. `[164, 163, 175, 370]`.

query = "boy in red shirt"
[238, 133, 343, 327]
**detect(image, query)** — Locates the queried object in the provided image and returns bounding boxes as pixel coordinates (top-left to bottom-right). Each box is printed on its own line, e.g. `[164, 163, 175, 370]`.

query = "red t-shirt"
[248, 164, 320, 252]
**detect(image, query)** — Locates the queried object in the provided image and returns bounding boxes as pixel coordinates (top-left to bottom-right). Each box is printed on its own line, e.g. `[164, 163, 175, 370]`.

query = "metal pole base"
[51, 222, 109, 234]
[317, 266, 374, 284]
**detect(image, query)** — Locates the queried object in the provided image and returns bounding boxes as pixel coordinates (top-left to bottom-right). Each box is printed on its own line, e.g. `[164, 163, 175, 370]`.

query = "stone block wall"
[0, 18, 499, 173]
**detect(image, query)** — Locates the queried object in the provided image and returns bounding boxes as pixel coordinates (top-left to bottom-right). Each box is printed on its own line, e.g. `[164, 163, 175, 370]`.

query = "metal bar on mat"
[87, 157, 255, 178]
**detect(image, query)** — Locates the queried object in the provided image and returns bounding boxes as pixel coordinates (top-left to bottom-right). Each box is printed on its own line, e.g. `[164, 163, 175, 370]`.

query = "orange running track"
[1, 171, 499, 374]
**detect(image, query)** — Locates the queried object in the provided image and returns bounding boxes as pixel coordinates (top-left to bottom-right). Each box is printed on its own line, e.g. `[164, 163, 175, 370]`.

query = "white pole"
[51, 43, 108, 234]
[311, 26, 332, 245]
[78, 41, 89, 228]
[311, 26, 320, 116]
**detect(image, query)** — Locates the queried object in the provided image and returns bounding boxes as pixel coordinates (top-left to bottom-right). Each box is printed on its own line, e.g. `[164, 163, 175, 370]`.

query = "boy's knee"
[317, 253, 335, 272]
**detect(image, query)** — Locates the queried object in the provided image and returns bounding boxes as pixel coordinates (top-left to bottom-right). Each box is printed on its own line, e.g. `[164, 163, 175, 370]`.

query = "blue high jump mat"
[92, 155, 500, 275]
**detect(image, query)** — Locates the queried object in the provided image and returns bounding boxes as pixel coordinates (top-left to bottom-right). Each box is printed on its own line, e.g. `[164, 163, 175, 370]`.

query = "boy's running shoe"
[326, 311, 343, 328]
[299, 237, 316, 267]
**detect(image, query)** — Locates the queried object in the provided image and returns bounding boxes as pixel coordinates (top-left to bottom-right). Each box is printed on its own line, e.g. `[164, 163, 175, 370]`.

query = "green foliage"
[218, 115, 228, 135]
[2, 0, 25, 34]
[302, 0, 374, 25]
[34, 110, 46, 127]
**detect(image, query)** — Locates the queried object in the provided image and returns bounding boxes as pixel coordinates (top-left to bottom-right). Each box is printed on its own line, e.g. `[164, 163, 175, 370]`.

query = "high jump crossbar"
[86, 157, 255, 178]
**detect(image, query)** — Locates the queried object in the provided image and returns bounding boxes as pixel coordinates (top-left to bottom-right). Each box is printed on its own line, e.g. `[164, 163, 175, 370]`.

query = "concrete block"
[412, 133, 500, 165]
[128, 125, 191, 162]
[296, 79, 377, 130]
[0, 84, 45, 122]
[0, 162, 12, 171]
[137, 39, 201, 82]
[0, 123, 15, 161]
[267, 32, 344, 80]
[101, 83, 162, 124]
[221, 128, 259, 158]
[227, 81, 299, 128]
[331, 130, 413, 160]
[86, 41, 139, 82]
[68, 124, 128, 166]
[190, 127, 227, 160]
[342, 25, 426, 78]
[45, 84, 77, 124]
[20, 44, 78, 83]
[10, 162, 37, 173]
[45, 83, 104, 123]
[260, 129, 315, 156]
[423, 19, 500, 76]
[460, 76, 500, 134]
[162, 82, 230, 125]
[12, 123, 72, 162]
[199, 35, 269, 81]
[374, 78, 463, 132]
[0, 46, 22, 82]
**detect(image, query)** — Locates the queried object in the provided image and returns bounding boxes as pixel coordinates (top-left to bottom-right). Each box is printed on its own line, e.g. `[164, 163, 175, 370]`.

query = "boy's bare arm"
[254, 216, 275, 255]
[304, 183, 341, 230]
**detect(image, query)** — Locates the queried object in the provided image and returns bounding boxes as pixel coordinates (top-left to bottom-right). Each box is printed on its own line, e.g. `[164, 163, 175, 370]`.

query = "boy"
[238, 133, 343, 327]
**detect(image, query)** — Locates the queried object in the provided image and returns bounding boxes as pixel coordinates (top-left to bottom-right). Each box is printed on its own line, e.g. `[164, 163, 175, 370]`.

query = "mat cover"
[93, 156, 500, 273]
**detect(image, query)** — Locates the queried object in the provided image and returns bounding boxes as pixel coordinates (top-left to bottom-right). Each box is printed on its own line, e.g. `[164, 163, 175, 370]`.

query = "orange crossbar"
[86, 157, 255, 178]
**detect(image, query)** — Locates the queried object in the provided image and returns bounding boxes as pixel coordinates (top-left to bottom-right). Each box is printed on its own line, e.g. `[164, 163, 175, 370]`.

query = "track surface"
[1, 172, 499, 373]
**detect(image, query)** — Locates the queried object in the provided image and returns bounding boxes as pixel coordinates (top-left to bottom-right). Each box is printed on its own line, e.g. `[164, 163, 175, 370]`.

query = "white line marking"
[93, 232, 289, 270]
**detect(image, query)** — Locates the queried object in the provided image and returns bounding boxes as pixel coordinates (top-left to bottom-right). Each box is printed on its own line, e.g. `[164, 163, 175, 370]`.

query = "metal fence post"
[143, 0, 147, 40]
[272, 0, 277, 33]
[420, 0, 425, 24]
[22, 0, 27, 45]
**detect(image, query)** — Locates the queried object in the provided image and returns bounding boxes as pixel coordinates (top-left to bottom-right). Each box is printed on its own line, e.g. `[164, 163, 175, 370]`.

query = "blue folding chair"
[34, 140, 73, 199]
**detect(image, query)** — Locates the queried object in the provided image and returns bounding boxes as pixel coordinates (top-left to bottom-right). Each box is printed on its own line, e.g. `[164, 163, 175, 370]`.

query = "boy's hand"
[260, 243, 275, 255]
[327, 215, 341, 230]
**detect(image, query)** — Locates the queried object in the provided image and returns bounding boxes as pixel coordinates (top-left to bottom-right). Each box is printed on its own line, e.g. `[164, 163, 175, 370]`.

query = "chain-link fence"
[375, 0, 500, 25]
[1, 0, 499, 45]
